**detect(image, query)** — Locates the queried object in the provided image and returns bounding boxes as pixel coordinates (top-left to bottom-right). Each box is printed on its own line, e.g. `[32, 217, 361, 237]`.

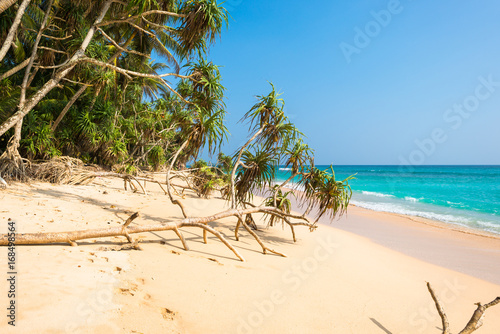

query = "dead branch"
[37, 46, 67, 54]
[427, 282, 500, 334]
[427, 282, 451, 334]
[96, 27, 150, 58]
[459, 297, 500, 334]
[237, 214, 286, 257]
[0, 206, 317, 261]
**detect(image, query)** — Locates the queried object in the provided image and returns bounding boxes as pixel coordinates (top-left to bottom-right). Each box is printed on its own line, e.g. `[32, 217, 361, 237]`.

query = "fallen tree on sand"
[0, 207, 317, 261]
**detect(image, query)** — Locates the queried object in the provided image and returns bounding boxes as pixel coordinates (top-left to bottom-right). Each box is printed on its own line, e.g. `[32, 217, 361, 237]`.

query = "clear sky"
[198, 0, 500, 165]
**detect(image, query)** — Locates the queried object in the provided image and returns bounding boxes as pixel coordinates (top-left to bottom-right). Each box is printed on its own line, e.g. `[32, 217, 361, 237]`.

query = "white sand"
[0, 177, 499, 333]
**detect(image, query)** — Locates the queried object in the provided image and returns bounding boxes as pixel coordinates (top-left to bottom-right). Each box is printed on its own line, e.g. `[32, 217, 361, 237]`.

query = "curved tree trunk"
[273, 173, 296, 206]
[0, 0, 31, 62]
[230, 127, 264, 209]
[166, 139, 190, 218]
[51, 85, 88, 131]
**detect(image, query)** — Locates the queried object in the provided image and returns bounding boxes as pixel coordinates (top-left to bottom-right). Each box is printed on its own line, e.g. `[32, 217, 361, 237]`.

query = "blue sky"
[197, 0, 500, 165]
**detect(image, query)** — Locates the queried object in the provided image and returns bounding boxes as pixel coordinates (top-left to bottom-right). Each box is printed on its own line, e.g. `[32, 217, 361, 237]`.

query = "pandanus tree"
[229, 83, 297, 209]
[165, 59, 228, 218]
[0, 0, 229, 178]
[298, 164, 354, 223]
[224, 84, 353, 247]
[270, 138, 313, 208]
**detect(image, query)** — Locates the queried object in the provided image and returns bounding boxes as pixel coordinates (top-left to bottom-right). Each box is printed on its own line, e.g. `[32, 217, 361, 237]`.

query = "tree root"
[73, 172, 148, 195]
[237, 214, 287, 257]
[426, 282, 500, 334]
[0, 144, 29, 182]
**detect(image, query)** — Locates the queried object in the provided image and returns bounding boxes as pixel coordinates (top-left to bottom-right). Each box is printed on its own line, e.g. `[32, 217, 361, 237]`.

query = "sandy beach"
[1, 177, 499, 333]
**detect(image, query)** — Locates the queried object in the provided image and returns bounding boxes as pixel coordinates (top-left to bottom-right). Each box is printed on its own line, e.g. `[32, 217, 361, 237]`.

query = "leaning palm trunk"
[166, 139, 190, 218]
[1, 0, 54, 178]
[0, 0, 31, 62]
[52, 85, 88, 131]
[230, 127, 263, 208]
[0, 0, 17, 14]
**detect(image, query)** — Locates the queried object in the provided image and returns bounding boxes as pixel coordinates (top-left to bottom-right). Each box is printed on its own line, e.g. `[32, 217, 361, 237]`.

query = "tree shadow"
[369, 318, 393, 334]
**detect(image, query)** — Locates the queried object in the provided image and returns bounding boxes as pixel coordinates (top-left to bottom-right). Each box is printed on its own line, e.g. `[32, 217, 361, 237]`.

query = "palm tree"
[164, 59, 228, 217]
[271, 138, 312, 207]
[299, 165, 354, 223]
[264, 187, 293, 227]
[234, 148, 277, 205]
[229, 83, 297, 209]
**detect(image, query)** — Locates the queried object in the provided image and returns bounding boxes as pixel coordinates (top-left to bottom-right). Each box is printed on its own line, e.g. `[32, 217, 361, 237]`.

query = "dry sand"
[0, 176, 499, 333]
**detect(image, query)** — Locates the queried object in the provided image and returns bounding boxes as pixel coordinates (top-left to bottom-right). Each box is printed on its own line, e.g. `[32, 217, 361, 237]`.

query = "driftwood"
[0, 207, 317, 261]
[426, 282, 500, 334]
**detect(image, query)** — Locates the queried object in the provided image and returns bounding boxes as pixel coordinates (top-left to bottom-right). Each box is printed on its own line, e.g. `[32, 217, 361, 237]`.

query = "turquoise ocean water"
[275, 165, 500, 235]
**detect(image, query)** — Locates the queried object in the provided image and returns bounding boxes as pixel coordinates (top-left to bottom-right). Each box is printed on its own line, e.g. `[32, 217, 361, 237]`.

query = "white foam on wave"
[351, 200, 500, 234]
[271, 180, 305, 192]
[279, 167, 292, 171]
[475, 220, 500, 231]
[361, 191, 394, 198]
[404, 196, 420, 202]
[351, 201, 466, 223]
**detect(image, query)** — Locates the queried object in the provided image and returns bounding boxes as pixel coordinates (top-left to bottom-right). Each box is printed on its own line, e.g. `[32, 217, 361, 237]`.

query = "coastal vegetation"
[0, 0, 352, 257]
[1, 2, 498, 332]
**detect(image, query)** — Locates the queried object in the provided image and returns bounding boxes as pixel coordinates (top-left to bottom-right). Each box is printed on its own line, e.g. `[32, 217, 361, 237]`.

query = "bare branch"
[459, 297, 500, 334]
[0, 0, 32, 63]
[0, 58, 30, 81]
[41, 33, 72, 40]
[37, 46, 68, 54]
[79, 57, 191, 104]
[96, 27, 150, 58]
[61, 78, 92, 86]
[427, 282, 451, 334]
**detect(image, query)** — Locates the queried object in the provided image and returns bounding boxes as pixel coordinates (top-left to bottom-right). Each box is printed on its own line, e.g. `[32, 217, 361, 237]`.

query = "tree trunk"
[0, 58, 30, 81]
[0, 0, 17, 14]
[0, 206, 316, 261]
[230, 127, 264, 209]
[0, 119, 26, 180]
[166, 139, 190, 218]
[0, 0, 31, 63]
[52, 85, 88, 131]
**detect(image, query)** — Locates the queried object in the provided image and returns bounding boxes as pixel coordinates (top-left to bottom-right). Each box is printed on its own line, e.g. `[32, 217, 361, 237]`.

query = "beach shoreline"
[1, 178, 499, 333]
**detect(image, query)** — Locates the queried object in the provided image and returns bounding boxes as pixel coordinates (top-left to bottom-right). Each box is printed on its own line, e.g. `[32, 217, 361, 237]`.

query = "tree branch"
[0, 58, 30, 81]
[0, 0, 31, 63]
[427, 282, 451, 334]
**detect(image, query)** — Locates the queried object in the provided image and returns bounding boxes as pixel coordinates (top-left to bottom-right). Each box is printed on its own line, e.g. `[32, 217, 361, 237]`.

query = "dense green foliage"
[0, 0, 228, 171]
[0, 0, 352, 223]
